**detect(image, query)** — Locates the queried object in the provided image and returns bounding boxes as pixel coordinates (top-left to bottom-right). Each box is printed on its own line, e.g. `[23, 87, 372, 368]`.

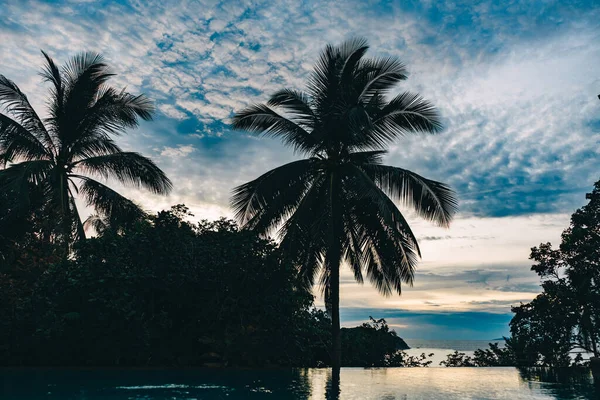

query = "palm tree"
[0, 51, 172, 248]
[230, 38, 457, 370]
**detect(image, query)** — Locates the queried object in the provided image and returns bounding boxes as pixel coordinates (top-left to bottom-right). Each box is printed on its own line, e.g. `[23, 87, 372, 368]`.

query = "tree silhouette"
[231, 38, 457, 370]
[0, 51, 171, 248]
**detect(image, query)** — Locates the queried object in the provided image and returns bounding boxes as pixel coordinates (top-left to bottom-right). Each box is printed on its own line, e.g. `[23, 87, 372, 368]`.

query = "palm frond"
[62, 52, 112, 89]
[0, 75, 55, 153]
[347, 150, 387, 165]
[0, 159, 53, 188]
[68, 192, 86, 242]
[231, 104, 317, 153]
[267, 89, 315, 128]
[231, 158, 319, 233]
[0, 113, 51, 163]
[69, 135, 122, 162]
[342, 221, 365, 284]
[373, 92, 443, 137]
[352, 199, 418, 295]
[40, 50, 64, 143]
[82, 87, 154, 133]
[40, 51, 64, 102]
[340, 37, 369, 86]
[346, 92, 441, 150]
[279, 175, 329, 289]
[306, 43, 340, 115]
[346, 164, 421, 256]
[337, 37, 369, 61]
[363, 164, 457, 227]
[78, 176, 147, 226]
[68, 87, 153, 161]
[74, 152, 172, 194]
[355, 57, 408, 102]
[60, 52, 115, 145]
[343, 165, 421, 293]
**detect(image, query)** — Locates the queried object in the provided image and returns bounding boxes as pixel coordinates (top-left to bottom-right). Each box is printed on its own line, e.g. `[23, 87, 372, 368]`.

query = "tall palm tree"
[230, 38, 457, 370]
[0, 51, 172, 247]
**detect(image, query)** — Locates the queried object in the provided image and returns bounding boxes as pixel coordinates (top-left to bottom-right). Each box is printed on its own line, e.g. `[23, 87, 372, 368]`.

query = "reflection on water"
[0, 367, 597, 399]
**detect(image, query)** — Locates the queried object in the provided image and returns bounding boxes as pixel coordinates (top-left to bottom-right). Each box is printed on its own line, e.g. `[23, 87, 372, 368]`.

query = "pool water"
[1, 367, 597, 399]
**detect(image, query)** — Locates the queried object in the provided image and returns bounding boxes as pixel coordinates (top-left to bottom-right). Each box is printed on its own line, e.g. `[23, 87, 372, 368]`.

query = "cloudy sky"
[2, 0, 599, 339]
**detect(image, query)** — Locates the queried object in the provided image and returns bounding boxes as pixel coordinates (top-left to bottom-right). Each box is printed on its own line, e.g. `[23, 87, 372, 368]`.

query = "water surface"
[1, 367, 597, 399]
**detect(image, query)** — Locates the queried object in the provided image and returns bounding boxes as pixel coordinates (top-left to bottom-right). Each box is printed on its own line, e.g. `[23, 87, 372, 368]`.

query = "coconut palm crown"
[230, 38, 458, 368]
[0, 51, 172, 244]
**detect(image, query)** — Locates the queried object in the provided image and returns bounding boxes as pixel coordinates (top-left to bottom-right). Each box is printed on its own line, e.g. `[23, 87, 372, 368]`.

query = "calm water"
[1, 368, 598, 399]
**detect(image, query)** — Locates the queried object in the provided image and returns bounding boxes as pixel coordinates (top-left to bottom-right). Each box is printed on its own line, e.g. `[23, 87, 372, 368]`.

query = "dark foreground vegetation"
[0, 204, 419, 367]
[2, 191, 598, 368]
[509, 182, 600, 367]
[442, 184, 600, 368]
[1, 165, 599, 370]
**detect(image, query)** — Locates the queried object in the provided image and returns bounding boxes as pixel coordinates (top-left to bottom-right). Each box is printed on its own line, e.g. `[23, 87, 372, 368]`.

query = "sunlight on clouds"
[313, 213, 571, 313]
[159, 145, 197, 158]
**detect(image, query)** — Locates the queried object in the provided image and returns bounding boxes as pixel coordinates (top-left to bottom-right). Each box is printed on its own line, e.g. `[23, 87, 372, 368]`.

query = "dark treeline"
[0, 203, 420, 368]
[510, 181, 600, 368]
[442, 183, 600, 368]
[2, 186, 600, 368]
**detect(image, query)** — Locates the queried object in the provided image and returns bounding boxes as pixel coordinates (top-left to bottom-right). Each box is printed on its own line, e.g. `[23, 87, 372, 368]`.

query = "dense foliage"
[507, 181, 600, 367]
[0, 205, 418, 368]
[442, 182, 600, 368]
[341, 317, 421, 367]
[1, 206, 310, 366]
[440, 343, 514, 367]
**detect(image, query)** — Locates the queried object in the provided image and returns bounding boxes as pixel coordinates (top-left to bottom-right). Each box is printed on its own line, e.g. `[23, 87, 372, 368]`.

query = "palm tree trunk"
[331, 253, 341, 370]
[330, 256, 341, 399]
[327, 170, 342, 373]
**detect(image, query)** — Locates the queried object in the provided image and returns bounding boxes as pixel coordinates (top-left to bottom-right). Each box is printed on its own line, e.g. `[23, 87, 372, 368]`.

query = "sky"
[1, 0, 599, 340]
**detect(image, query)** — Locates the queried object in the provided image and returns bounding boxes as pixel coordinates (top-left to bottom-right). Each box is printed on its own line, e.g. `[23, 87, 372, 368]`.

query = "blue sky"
[1, 0, 600, 339]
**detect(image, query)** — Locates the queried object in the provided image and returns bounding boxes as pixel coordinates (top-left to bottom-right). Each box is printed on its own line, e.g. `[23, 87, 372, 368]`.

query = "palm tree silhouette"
[0, 51, 172, 247]
[231, 38, 457, 370]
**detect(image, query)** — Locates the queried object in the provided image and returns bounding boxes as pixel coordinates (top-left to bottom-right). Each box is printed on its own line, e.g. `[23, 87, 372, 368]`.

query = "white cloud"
[314, 213, 570, 313]
[158, 104, 188, 120]
[159, 145, 196, 158]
